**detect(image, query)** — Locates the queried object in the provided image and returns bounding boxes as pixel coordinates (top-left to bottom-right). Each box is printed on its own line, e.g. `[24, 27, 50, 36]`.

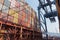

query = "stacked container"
[0, 0, 37, 28]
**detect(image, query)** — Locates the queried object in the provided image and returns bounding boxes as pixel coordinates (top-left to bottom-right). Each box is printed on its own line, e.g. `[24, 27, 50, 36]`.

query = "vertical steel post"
[0, 22, 2, 30]
[20, 27, 23, 40]
[44, 17, 48, 40]
[38, 6, 41, 31]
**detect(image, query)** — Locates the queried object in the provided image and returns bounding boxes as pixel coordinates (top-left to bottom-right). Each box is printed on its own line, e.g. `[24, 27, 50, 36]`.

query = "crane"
[38, 0, 58, 40]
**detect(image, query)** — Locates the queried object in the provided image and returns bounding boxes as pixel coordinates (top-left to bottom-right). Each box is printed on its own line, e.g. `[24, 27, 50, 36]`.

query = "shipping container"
[2, 5, 9, 13]
[4, 0, 10, 7]
[8, 15, 14, 22]
[0, 0, 38, 28]
[9, 9, 15, 16]
[13, 17, 18, 24]
[1, 13, 8, 21]
[0, 0, 42, 40]
[0, 3, 3, 10]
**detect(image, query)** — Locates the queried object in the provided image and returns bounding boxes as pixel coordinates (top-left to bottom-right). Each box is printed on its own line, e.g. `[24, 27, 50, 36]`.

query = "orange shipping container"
[27, 23, 30, 27]
[22, 12, 26, 17]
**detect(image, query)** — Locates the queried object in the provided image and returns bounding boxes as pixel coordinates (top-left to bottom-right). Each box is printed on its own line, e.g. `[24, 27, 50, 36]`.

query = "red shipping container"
[22, 16, 26, 22]
[24, 22, 28, 27]
[18, 13, 23, 21]
[8, 15, 14, 22]
[20, 15, 25, 23]
[21, 20, 25, 26]
[1, 13, 8, 21]
[18, 13, 24, 25]
[19, 11, 22, 15]
[22, 20, 30, 27]
[18, 18, 22, 24]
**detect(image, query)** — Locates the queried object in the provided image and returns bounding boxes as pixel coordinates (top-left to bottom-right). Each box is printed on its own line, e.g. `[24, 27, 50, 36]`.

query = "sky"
[25, 0, 59, 33]
[25, 0, 39, 13]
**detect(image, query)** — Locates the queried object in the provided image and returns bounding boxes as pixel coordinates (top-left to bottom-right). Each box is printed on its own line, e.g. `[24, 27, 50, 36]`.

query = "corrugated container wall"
[0, 0, 38, 29]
